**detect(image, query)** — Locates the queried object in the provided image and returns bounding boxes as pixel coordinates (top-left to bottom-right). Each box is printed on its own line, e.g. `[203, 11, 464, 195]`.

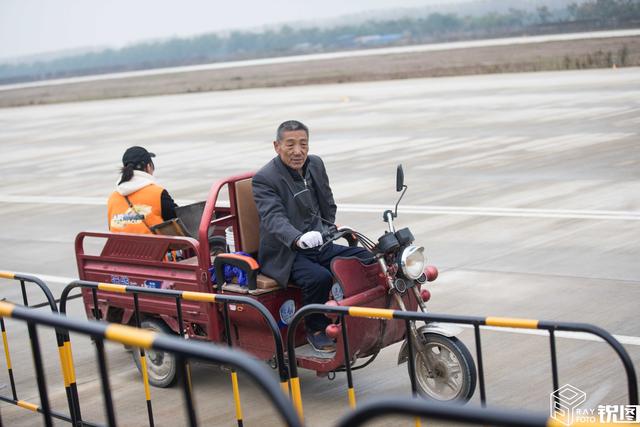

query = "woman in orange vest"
[107, 146, 177, 234]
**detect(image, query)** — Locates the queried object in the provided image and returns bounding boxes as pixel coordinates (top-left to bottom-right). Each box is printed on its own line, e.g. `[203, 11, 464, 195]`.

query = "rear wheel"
[132, 318, 181, 388]
[412, 333, 476, 402]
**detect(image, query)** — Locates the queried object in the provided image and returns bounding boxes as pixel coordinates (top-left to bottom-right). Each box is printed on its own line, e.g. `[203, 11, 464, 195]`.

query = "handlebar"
[318, 226, 359, 251]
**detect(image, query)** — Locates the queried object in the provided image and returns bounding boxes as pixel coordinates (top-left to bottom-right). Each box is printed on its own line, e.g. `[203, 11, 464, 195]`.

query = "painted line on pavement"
[459, 324, 640, 347]
[1, 195, 639, 221]
[0, 195, 198, 207]
[339, 204, 640, 221]
[13, 273, 77, 286]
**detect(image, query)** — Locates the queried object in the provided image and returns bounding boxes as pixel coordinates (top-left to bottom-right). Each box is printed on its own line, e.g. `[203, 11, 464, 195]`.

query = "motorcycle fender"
[397, 323, 464, 365]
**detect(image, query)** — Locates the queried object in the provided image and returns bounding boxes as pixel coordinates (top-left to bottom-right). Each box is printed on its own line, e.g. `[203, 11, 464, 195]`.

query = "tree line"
[1, 0, 639, 84]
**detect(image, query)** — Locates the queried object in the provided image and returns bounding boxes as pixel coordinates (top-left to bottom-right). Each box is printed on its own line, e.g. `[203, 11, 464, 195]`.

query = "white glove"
[297, 231, 323, 249]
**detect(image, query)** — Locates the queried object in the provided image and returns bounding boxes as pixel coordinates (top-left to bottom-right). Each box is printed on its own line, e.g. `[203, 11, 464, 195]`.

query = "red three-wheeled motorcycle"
[76, 165, 476, 402]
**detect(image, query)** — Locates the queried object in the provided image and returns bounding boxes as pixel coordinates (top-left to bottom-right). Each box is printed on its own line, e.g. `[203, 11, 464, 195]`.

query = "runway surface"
[0, 67, 639, 426]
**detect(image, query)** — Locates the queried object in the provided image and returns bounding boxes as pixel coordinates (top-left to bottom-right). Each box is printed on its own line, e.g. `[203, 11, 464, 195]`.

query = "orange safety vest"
[107, 184, 165, 234]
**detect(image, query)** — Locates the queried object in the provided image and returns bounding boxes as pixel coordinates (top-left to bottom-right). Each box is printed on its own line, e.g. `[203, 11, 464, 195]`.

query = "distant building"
[354, 33, 406, 46]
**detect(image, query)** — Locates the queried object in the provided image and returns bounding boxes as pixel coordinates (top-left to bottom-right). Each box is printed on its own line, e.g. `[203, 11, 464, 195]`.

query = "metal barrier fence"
[59, 280, 289, 427]
[286, 304, 638, 420]
[334, 397, 605, 427]
[1, 272, 630, 426]
[0, 271, 88, 425]
[0, 300, 301, 427]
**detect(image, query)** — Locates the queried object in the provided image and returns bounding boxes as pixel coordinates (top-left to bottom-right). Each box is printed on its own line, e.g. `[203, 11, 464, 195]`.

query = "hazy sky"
[0, 0, 461, 60]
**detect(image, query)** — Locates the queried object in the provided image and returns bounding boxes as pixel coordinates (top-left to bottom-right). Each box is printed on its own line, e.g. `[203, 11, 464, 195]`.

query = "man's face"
[274, 129, 309, 172]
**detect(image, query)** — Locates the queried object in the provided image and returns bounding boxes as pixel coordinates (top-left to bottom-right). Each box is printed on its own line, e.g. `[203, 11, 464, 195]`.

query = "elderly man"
[253, 120, 371, 352]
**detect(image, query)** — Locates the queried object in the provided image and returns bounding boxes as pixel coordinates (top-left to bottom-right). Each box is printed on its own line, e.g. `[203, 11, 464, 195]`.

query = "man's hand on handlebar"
[297, 231, 323, 249]
[297, 225, 360, 251]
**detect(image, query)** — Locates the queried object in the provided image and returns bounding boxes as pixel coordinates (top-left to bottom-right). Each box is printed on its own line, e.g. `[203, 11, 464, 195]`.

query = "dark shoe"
[306, 331, 336, 353]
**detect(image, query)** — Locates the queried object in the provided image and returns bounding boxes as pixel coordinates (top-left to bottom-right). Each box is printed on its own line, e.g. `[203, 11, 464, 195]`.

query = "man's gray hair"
[276, 120, 309, 141]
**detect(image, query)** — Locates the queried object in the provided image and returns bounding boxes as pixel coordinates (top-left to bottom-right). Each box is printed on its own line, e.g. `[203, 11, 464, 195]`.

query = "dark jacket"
[252, 155, 336, 286]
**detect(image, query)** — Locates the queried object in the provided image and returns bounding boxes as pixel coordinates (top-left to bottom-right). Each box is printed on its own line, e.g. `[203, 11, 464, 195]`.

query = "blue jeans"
[290, 243, 372, 332]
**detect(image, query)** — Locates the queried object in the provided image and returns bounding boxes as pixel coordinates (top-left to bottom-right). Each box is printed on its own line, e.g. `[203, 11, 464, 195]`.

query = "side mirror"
[389, 164, 408, 221]
[396, 164, 404, 192]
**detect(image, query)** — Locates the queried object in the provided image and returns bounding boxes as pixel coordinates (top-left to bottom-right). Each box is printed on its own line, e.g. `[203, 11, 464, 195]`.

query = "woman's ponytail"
[118, 163, 135, 185]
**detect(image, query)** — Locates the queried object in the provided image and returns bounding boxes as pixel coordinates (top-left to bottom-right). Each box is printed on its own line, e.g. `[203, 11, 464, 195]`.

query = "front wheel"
[411, 333, 476, 402]
[132, 318, 181, 388]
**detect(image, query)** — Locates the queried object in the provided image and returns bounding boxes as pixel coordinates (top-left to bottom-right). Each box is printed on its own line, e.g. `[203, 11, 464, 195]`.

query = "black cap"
[122, 146, 155, 166]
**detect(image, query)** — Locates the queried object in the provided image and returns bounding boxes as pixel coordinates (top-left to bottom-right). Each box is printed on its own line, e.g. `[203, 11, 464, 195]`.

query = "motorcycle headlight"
[399, 245, 425, 280]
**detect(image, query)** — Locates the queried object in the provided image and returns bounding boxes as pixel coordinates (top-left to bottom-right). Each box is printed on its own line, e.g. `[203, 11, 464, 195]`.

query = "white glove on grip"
[297, 231, 323, 249]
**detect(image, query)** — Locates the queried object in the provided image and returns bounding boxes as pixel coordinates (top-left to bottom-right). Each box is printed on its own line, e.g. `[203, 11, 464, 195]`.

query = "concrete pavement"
[0, 67, 638, 426]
